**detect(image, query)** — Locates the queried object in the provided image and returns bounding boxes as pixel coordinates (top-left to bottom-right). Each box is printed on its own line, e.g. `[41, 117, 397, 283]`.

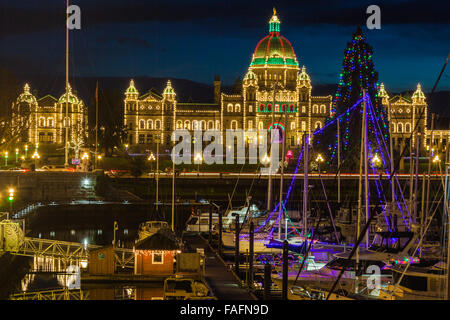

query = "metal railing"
[10, 288, 89, 300]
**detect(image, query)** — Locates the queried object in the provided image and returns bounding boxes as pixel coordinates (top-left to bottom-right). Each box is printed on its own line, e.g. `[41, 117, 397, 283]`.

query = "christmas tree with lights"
[319, 26, 389, 170]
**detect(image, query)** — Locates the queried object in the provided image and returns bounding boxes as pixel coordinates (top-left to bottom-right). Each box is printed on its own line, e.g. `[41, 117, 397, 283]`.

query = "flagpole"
[64, 0, 69, 167]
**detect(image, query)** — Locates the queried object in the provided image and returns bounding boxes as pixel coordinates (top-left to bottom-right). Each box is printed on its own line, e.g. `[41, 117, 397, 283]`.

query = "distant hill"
[9, 74, 450, 116]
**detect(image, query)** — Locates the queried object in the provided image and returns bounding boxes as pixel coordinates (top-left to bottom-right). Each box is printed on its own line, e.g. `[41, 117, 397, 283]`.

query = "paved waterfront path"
[183, 235, 257, 300]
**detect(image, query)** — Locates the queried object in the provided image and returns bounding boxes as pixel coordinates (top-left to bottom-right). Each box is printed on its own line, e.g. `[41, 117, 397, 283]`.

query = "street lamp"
[4, 151, 8, 166]
[125, 144, 129, 152]
[148, 152, 156, 173]
[81, 152, 89, 160]
[315, 153, 324, 174]
[24, 145, 28, 158]
[432, 155, 440, 163]
[194, 152, 202, 173]
[261, 153, 270, 165]
[32, 150, 40, 169]
[372, 153, 381, 167]
[15, 149, 19, 163]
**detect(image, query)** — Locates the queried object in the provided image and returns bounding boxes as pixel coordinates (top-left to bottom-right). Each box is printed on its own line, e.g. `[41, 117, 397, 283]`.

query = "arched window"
[63, 117, 70, 127]
[215, 120, 220, 130]
[227, 104, 233, 112]
[313, 105, 319, 114]
[289, 104, 295, 112]
[248, 120, 253, 130]
[235, 104, 241, 113]
[258, 122, 264, 130]
[139, 120, 145, 129]
[302, 121, 306, 131]
[155, 120, 161, 130]
[176, 120, 183, 129]
[260, 104, 265, 112]
[275, 104, 280, 112]
[39, 117, 45, 127]
[193, 120, 199, 130]
[315, 121, 322, 130]
[230, 120, 238, 130]
[267, 104, 272, 112]
[184, 120, 191, 130]
[47, 118, 54, 127]
[290, 122, 295, 130]
[405, 123, 411, 133]
[208, 120, 214, 130]
[282, 104, 287, 112]
[201, 120, 206, 130]
[147, 119, 153, 130]
[302, 106, 306, 113]
[249, 105, 253, 113]
[320, 105, 326, 113]
[397, 122, 403, 133]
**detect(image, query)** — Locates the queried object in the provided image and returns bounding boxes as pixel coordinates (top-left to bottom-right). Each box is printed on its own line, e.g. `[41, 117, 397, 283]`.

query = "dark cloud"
[1, 0, 449, 38]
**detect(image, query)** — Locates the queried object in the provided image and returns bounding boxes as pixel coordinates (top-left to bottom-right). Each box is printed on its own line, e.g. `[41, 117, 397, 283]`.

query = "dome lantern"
[163, 80, 176, 99]
[18, 83, 37, 104]
[125, 79, 139, 98]
[412, 83, 426, 104]
[269, 7, 281, 34]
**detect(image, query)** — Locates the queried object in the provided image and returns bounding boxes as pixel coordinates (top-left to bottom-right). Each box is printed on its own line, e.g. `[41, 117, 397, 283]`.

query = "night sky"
[0, 0, 449, 92]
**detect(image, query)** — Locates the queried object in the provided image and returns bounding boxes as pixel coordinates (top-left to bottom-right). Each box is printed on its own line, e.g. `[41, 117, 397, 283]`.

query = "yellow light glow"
[315, 153, 324, 163]
[261, 153, 270, 164]
[372, 153, 381, 166]
[32, 151, 40, 159]
[432, 155, 440, 163]
[97, 155, 102, 160]
[194, 152, 203, 162]
[81, 152, 89, 160]
[148, 153, 156, 161]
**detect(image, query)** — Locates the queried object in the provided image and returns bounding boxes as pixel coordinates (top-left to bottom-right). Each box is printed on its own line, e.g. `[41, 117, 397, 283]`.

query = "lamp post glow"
[81, 152, 89, 160]
[32, 150, 40, 169]
[315, 153, 324, 163]
[24, 145, 28, 158]
[4, 151, 8, 166]
[372, 153, 381, 167]
[432, 155, 440, 163]
[261, 153, 270, 165]
[8, 188, 14, 213]
[148, 152, 155, 173]
[194, 152, 202, 173]
[15, 149, 19, 163]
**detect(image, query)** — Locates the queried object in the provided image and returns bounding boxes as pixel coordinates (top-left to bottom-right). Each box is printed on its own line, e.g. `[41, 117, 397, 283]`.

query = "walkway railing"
[10, 288, 89, 300]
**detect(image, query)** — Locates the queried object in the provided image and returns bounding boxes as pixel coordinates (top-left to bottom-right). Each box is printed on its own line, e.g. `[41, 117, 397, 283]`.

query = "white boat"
[185, 214, 218, 233]
[272, 230, 418, 297]
[379, 260, 447, 300]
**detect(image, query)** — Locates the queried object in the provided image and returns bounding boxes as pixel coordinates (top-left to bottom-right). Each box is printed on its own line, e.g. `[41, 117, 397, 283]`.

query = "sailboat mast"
[279, 97, 287, 240]
[302, 134, 309, 238]
[268, 82, 276, 212]
[337, 118, 341, 204]
[363, 90, 370, 247]
[64, 0, 69, 167]
[95, 81, 98, 169]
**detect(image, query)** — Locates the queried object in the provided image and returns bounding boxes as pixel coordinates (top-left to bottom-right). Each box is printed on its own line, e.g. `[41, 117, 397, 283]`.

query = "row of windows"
[38, 117, 72, 127]
[227, 104, 242, 113]
[176, 120, 220, 130]
[38, 132, 53, 142]
[138, 119, 161, 130]
[391, 122, 412, 133]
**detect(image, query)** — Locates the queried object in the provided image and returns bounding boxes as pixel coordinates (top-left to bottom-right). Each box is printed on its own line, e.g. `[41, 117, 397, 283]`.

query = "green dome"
[58, 84, 79, 104]
[250, 10, 299, 68]
[18, 83, 37, 104]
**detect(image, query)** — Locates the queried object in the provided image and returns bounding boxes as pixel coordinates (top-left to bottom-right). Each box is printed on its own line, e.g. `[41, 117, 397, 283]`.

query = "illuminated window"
[208, 121, 214, 130]
[184, 120, 190, 130]
[97, 229, 102, 235]
[302, 121, 306, 131]
[405, 123, 411, 133]
[215, 120, 220, 130]
[235, 104, 241, 113]
[227, 104, 233, 112]
[201, 120, 206, 130]
[152, 252, 163, 264]
[275, 104, 280, 112]
[320, 105, 326, 113]
[398, 123, 403, 133]
[260, 104, 265, 112]
[139, 120, 145, 129]
[176, 120, 182, 129]
[155, 120, 161, 130]
[230, 120, 238, 130]
[38, 117, 45, 127]
[47, 118, 54, 127]
[50, 231, 55, 237]
[315, 121, 322, 130]
[249, 105, 253, 113]
[248, 120, 253, 130]
[147, 119, 154, 130]
[139, 134, 145, 144]
[291, 122, 295, 130]
[146, 134, 153, 144]
[313, 105, 319, 114]
[193, 120, 199, 130]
